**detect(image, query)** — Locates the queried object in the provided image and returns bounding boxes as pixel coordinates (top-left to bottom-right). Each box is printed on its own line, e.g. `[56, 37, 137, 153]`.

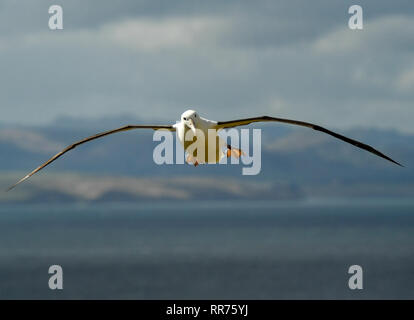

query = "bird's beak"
[187, 119, 196, 134]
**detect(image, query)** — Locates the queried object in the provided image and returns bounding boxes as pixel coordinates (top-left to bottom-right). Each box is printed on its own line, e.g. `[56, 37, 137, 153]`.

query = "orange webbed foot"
[186, 154, 199, 166]
[227, 145, 245, 158]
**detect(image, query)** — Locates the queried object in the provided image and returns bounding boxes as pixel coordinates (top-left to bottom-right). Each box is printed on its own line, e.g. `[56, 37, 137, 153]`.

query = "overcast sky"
[1, 0, 413, 132]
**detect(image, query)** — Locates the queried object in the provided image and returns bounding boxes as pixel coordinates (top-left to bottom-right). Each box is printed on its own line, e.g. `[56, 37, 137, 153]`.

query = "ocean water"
[0, 198, 413, 299]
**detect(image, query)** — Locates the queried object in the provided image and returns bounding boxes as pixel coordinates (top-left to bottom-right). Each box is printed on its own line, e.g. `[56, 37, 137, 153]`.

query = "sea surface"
[0, 198, 413, 299]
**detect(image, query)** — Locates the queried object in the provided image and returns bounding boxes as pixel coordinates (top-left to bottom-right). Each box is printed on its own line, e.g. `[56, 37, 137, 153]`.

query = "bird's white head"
[181, 109, 198, 134]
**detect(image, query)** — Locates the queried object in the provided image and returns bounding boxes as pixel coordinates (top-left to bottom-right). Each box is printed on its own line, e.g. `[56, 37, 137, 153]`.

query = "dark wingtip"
[5, 175, 29, 192]
[5, 184, 16, 192]
[389, 158, 403, 167]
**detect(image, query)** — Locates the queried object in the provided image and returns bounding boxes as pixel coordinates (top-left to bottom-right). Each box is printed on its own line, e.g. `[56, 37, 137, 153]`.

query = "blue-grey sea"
[0, 198, 413, 299]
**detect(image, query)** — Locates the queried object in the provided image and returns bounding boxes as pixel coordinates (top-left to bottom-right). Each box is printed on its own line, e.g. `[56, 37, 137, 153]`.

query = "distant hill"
[0, 116, 412, 203]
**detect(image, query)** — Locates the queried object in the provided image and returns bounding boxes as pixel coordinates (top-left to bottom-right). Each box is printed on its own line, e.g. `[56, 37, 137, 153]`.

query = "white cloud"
[0, 16, 226, 52]
[0, 129, 63, 153]
[312, 15, 414, 54]
[104, 17, 225, 51]
[396, 64, 414, 91]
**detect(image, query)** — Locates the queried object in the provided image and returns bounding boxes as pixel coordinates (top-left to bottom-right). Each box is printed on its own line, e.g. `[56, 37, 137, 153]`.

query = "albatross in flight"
[7, 109, 401, 191]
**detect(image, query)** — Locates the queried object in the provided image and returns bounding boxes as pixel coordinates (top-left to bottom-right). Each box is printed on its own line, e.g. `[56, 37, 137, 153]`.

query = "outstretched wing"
[215, 116, 402, 166]
[7, 124, 175, 191]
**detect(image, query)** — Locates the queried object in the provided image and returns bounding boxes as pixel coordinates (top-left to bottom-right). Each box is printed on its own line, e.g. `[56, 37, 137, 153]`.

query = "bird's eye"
[195, 115, 197, 118]
[183, 117, 187, 120]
